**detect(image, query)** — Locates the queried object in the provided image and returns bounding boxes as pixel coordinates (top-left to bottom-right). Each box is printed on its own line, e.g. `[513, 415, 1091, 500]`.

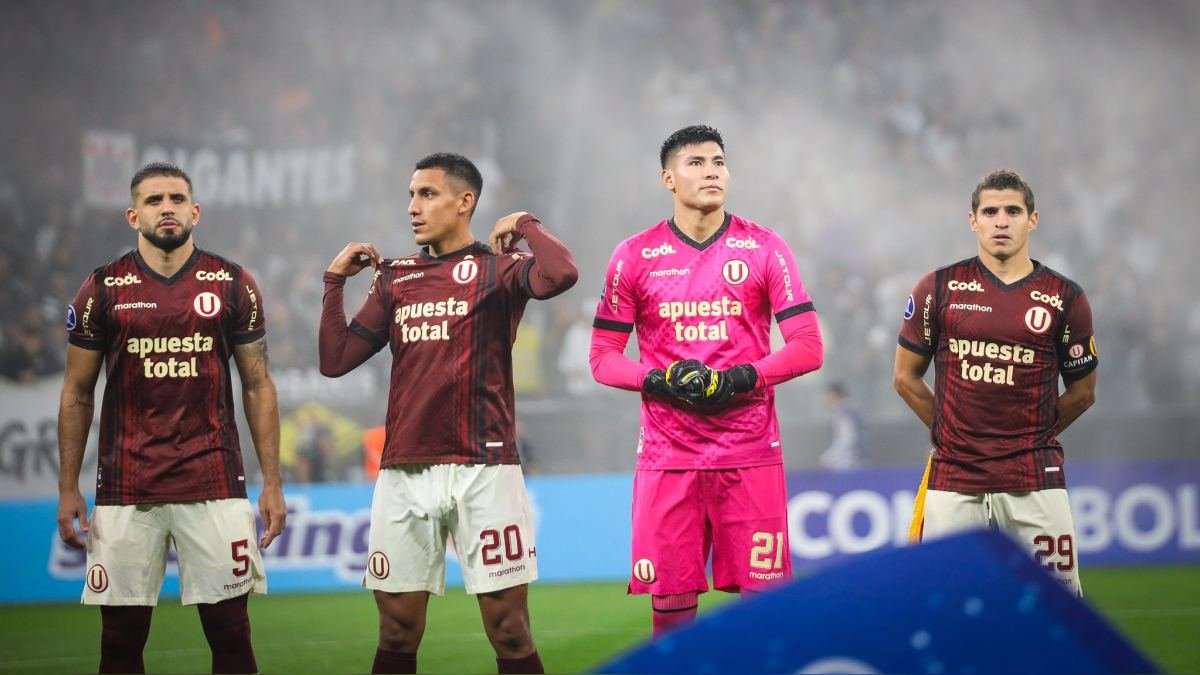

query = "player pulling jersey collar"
[667, 212, 732, 251]
[419, 240, 491, 260]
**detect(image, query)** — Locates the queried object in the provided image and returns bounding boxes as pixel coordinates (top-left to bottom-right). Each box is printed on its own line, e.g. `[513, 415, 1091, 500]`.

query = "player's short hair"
[971, 169, 1035, 214]
[415, 153, 483, 209]
[660, 125, 725, 169]
[130, 162, 194, 201]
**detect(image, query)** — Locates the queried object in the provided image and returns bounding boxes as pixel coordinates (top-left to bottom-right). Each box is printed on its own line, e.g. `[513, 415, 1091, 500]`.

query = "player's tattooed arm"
[57, 344, 103, 549]
[234, 337, 287, 547]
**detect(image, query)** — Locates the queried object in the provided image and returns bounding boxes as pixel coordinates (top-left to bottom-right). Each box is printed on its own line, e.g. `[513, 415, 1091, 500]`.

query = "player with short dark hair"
[319, 152, 578, 674]
[894, 169, 1098, 596]
[58, 162, 287, 674]
[590, 125, 824, 637]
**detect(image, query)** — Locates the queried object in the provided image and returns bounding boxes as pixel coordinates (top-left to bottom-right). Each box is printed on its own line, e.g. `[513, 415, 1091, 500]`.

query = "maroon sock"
[651, 593, 698, 639]
[497, 650, 544, 674]
[197, 594, 257, 674]
[99, 605, 153, 674]
[372, 647, 417, 674]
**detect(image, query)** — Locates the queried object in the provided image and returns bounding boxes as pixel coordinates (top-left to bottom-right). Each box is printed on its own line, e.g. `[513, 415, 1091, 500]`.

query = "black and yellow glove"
[695, 364, 758, 407]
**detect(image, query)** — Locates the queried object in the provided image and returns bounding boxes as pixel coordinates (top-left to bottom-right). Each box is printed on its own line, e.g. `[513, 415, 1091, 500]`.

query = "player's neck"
[427, 228, 474, 258]
[978, 249, 1034, 284]
[138, 237, 195, 277]
[672, 207, 725, 244]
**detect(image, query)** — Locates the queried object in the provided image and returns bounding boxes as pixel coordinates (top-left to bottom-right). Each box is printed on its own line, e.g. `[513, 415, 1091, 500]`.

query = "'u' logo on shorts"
[633, 558, 656, 584]
[87, 564, 109, 592]
[368, 552, 390, 579]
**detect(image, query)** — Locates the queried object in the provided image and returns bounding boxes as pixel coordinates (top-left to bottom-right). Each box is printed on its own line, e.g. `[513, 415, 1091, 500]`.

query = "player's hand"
[694, 364, 758, 408]
[257, 485, 287, 549]
[327, 242, 382, 277]
[488, 211, 530, 253]
[665, 359, 708, 404]
[57, 488, 90, 550]
[642, 360, 706, 401]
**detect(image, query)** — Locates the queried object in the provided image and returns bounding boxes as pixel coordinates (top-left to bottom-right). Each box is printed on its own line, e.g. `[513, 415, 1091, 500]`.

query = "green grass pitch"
[1, 566, 1196, 673]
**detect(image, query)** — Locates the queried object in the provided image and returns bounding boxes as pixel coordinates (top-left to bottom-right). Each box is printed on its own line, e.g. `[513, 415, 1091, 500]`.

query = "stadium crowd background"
[1, 0, 1197, 485]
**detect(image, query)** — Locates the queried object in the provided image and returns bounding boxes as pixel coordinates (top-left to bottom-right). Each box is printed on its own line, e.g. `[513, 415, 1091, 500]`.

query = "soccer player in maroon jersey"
[894, 169, 1098, 596]
[57, 162, 287, 674]
[590, 125, 824, 637]
[319, 153, 577, 674]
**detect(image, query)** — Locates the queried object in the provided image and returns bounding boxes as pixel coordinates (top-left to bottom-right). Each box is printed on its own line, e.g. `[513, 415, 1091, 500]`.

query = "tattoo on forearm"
[253, 339, 270, 369]
[66, 395, 94, 410]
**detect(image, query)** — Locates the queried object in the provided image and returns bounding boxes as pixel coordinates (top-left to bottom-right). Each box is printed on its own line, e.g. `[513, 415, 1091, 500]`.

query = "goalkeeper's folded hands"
[695, 363, 758, 408]
[642, 360, 758, 408]
[642, 359, 708, 403]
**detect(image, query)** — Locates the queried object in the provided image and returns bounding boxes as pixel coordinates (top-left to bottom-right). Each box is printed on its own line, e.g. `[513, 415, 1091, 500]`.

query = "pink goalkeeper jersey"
[592, 213, 815, 469]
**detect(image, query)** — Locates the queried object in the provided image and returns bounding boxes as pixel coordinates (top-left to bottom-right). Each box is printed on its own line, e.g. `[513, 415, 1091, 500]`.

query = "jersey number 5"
[231, 539, 250, 577]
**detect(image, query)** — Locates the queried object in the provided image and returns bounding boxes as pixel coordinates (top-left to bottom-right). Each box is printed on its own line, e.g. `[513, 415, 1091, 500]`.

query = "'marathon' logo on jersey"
[127, 333, 216, 378]
[658, 297, 744, 342]
[394, 296, 469, 342]
[947, 337, 1035, 385]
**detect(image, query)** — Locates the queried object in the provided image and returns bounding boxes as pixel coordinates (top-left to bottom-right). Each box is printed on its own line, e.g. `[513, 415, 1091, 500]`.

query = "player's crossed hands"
[642, 360, 759, 409]
[327, 242, 382, 277]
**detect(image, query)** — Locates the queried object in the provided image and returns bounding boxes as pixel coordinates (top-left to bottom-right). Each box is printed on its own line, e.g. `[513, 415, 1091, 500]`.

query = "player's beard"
[141, 222, 193, 253]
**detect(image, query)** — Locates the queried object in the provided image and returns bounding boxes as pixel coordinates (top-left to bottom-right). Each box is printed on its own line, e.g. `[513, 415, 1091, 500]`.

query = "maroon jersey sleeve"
[66, 272, 105, 350]
[511, 214, 578, 299]
[898, 270, 938, 357]
[349, 266, 394, 349]
[232, 268, 266, 344]
[1058, 289, 1098, 382]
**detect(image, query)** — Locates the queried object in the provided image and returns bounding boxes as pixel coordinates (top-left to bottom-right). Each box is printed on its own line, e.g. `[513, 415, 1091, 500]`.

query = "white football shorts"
[83, 499, 266, 606]
[923, 489, 1082, 596]
[364, 464, 537, 595]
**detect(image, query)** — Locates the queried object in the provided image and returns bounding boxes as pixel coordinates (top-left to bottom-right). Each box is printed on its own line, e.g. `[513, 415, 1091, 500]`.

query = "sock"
[651, 592, 698, 638]
[372, 647, 417, 674]
[497, 650, 544, 674]
[99, 605, 153, 674]
[197, 594, 257, 674]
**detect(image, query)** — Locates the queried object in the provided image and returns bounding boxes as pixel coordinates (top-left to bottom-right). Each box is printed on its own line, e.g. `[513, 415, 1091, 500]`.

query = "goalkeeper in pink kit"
[590, 125, 824, 637]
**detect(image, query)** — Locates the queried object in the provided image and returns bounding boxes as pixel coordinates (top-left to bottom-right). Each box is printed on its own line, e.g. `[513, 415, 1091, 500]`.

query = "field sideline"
[1, 566, 1196, 674]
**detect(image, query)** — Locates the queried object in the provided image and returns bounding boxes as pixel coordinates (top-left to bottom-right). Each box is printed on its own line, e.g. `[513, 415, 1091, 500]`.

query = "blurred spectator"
[294, 424, 337, 483]
[818, 382, 866, 471]
[0, 315, 63, 383]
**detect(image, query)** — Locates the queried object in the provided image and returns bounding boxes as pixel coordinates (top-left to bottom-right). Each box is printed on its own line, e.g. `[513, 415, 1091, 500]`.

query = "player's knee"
[378, 613, 425, 652]
[100, 605, 153, 647]
[485, 610, 534, 657]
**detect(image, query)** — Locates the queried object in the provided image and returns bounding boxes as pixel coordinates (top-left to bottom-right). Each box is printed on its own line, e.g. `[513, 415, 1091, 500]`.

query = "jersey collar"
[133, 246, 201, 285]
[668, 212, 732, 251]
[420, 240, 489, 260]
[973, 256, 1044, 291]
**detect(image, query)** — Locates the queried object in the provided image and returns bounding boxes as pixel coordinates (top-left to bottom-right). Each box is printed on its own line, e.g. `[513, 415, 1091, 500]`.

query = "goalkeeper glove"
[643, 360, 707, 400]
[696, 364, 758, 407]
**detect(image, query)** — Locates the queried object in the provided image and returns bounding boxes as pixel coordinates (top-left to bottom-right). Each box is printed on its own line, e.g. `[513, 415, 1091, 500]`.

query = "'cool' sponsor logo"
[641, 243, 676, 259]
[947, 279, 984, 292]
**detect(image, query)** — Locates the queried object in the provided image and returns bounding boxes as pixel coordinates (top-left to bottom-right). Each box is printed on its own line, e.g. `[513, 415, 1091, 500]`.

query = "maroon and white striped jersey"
[345, 242, 536, 467]
[67, 248, 266, 505]
[898, 257, 1098, 493]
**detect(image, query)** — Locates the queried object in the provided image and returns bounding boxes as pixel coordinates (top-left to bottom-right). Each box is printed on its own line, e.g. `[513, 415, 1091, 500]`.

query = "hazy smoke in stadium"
[1, 0, 1197, 478]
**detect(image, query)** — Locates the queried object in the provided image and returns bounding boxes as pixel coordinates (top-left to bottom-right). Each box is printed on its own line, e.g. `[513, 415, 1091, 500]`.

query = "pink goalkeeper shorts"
[629, 464, 792, 595]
